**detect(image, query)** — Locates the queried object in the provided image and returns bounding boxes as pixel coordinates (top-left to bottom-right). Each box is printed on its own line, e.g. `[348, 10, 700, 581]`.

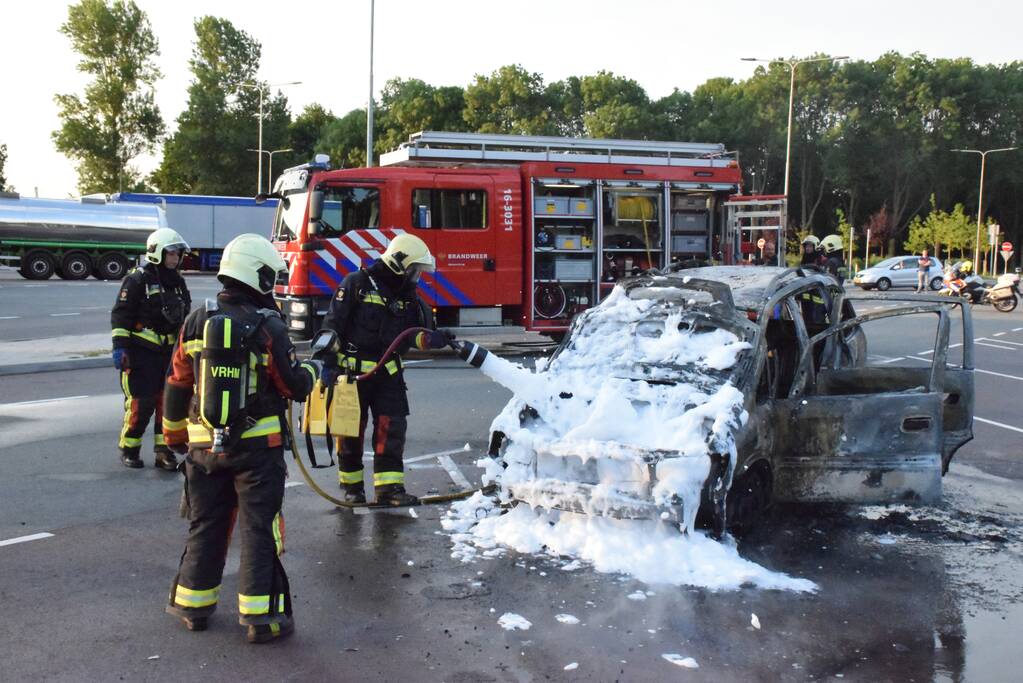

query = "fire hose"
[285, 328, 495, 508]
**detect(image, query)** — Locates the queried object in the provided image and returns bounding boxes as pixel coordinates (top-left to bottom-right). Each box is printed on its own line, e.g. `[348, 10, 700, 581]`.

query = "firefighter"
[162, 234, 321, 644]
[111, 227, 192, 470]
[818, 234, 846, 285]
[800, 235, 821, 266]
[321, 233, 453, 506]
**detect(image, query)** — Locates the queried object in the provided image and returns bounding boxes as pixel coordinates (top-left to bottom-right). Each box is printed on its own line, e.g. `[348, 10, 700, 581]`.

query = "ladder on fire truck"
[380, 131, 738, 169]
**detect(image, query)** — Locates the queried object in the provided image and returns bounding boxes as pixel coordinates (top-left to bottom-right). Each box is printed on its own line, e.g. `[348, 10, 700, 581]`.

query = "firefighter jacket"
[322, 262, 435, 375]
[162, 287, 318, 452]
[111, 263, 191, 351]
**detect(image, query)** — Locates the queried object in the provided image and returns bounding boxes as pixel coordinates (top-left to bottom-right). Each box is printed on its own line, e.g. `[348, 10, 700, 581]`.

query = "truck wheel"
[61, 251, 93, 280]
[20, 250, 55, 280]
[876, 277, 891, 291]
[94, 252, 128, 280]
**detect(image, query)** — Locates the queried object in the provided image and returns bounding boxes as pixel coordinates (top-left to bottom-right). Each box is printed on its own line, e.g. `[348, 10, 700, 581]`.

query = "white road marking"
[974, 341, 1016, 351]
[979, 337, 1023, 347]
[878, 356, 906, 364]
[0, 316, 19, 319]
[438, 455, 472, 489]
[992, 332, 1006, 337]
[0, 532, 54, 547]
[23, 284, 44, 288]
[974, 417, 1023, 434]
[403, 359, 433, 366]
[1012, 327, 1023, 332]
[975, 368, 1023, 382]
[284, 481, 305, 488]
[917, 342, 962, 356]
[3, 395, 90, 407]
[405, 446, 476, 464]
[49, 313, 81, 317]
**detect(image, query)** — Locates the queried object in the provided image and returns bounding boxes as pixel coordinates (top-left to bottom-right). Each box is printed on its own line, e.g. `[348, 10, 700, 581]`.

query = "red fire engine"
[269, 131, 785, 339]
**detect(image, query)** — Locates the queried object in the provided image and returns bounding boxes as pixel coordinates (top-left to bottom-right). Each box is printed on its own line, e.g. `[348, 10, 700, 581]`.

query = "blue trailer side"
[112, 193, 278, 271]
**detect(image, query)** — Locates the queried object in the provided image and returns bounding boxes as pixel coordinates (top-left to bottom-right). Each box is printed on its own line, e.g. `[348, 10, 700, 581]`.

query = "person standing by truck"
[111, 228, 191, 470]
[916, 249, 933, 293]
[321, 233, 452, 506]
[161, 234, 322, 643]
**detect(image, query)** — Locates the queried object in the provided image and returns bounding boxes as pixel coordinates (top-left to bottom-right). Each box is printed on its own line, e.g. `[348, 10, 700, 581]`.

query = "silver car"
[853, 255, 944, 291]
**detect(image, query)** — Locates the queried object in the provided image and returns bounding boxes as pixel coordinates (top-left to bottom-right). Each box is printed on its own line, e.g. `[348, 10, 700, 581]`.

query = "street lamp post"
[248, 148, 293, 193]
[240, 80, 302, 194]
[952, 147, 1017, 272]
[741, 56, 849, 199]
[366, 0, 375, 168]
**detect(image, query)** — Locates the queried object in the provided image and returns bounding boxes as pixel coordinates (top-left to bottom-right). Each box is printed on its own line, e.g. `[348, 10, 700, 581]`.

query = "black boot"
[120, 449, 143, 469]
[375, 484, 419, 507]
[246, 615, 295, 644]
[154, 449, 179, 472]
[182, 616, 208, 631]
[341, 483, 366, 505]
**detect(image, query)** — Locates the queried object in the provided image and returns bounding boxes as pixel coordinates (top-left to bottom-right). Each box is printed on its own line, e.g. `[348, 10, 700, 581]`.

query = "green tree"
[287, 104, 336, 167]
[52, 0, 163, 194]
[317, 109, 370, 169]
[463, 65, 556, 135]
[375, 78, 466, 157]
[0, 143, 12, 192]
[152, 17, 290, 195]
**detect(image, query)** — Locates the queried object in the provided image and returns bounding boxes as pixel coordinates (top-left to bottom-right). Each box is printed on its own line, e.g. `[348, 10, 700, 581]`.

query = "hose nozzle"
[452, 340, 490, 368]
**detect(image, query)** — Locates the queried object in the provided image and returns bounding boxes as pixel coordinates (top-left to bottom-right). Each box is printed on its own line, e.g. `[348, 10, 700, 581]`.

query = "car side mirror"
[307, 190, 324, 236]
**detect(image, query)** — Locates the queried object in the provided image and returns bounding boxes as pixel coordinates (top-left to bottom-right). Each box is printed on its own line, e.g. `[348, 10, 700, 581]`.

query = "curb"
[0, 356, 112, 377]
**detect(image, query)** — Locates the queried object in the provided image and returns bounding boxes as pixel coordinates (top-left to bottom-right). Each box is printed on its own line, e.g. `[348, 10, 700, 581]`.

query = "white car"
[853, 256, 944, 291]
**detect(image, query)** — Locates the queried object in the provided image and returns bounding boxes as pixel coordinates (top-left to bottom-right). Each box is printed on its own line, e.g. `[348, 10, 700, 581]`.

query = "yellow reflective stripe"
[220, 390, 229, 426]
[146, 285, 162, 296]
[188, 423, 211, 443]
[339, 356, 400, 375]
[163, 417, 188, 431]
[238, 593, 285, 615]
[362, 293, 386, 305]
[270, 622, 281, 635]
[119, 373, 136, 448]
[301, 362, 317, 384]
[374, 471, 404, 486]
[241, 415, 280, 439]
[272, 513, 284, 555]
[154, 433, 166, 446]
[112, 328, 131, 339]
[121, 436, 142, 447]
[339, 469, 364, 485]
[174, 584, 220, 608]
[224, 316, 232, 348]
[183, 339, 202, 357]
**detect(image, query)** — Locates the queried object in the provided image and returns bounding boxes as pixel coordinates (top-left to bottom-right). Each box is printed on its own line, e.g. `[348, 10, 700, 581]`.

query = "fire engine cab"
[269, 131, 785, 339]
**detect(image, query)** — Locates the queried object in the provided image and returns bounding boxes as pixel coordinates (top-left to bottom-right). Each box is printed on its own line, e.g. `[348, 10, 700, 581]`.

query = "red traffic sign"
[756, 237, 766, 249]
[1002, 241, 1013, 252]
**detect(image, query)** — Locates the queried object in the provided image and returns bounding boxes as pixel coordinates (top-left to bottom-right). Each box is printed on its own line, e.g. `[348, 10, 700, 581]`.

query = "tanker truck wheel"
[94, 252, 128, 280]
[60, 251, 92, 280]
[19, 250, 55, 280]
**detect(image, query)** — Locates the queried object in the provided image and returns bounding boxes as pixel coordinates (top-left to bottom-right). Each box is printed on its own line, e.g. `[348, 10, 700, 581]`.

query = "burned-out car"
[486, 265, 974, 535]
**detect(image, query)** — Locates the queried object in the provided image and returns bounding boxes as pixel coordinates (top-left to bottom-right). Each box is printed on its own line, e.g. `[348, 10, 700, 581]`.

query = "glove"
[426, 328, 456, 349]
[112, 348, 129, 370]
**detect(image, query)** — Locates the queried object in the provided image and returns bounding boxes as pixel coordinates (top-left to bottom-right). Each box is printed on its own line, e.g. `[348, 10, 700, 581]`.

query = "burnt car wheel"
[876, 277, 892, 291]
[726, 463, 772, 537]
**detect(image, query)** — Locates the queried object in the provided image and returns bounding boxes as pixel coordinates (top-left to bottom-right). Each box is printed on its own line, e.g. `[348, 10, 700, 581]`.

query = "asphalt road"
[1, 280, 1022, 681]
[0, 267, 222, 342]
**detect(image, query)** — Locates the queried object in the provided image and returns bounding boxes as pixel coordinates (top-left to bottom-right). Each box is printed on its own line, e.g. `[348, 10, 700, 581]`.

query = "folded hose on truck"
[290, 326, 493, 508]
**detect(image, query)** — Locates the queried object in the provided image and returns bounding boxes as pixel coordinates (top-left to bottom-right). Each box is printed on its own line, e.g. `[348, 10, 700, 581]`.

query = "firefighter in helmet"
[162, 234, 322, 644]
[819, 233, 846, 284]
[111, 227, 192, 470]
[800, 234, 821, 266]
[321, 233, 453, 506]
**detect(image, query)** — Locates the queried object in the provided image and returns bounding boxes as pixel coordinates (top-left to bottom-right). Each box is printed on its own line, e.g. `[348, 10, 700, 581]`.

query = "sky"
[2, 0, 1020, 198]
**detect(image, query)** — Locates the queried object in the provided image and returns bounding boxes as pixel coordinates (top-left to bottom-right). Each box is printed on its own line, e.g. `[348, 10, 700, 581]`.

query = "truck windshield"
[318, 186, 380, 237]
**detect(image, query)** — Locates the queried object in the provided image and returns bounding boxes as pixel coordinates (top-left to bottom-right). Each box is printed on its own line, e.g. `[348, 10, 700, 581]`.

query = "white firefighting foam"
[443, 285, 815, 592]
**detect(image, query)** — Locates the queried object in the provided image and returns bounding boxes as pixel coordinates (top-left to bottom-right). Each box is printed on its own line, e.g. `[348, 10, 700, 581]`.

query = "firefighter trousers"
[118, 346, 172, 456]
[167, 446, 291, 627]
[338, 369, 409, 490]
